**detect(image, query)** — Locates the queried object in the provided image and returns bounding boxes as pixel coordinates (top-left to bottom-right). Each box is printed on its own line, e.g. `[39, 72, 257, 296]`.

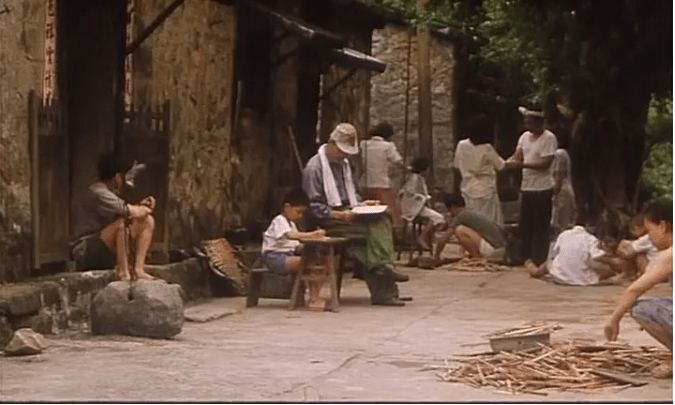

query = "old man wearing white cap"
[302, 123, 410, 307]
[507, 107, 558, 265]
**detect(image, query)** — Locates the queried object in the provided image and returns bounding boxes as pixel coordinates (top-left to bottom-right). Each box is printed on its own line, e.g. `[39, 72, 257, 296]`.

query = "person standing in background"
[454, 115, 521, 225]
[550, 143, 576, 237]
[507, 107, 558, 265]
[359, 122, 407, 236]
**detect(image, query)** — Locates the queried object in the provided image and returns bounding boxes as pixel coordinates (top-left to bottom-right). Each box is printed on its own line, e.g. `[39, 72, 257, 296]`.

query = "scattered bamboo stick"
[437, 340, 667, 395]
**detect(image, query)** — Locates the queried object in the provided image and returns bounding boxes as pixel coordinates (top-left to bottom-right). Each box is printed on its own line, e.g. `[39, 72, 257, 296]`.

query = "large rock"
[90, 280, 184, 339]
[3, 328, 46, 356]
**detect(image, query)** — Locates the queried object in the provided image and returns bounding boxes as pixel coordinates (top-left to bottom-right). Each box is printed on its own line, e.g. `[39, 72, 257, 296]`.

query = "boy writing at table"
[262, 188, 327, 310]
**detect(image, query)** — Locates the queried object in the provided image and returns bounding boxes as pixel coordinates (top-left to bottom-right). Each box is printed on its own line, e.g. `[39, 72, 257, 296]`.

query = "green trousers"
[321, 216, 399, 303]
[322, 216, 395, 270]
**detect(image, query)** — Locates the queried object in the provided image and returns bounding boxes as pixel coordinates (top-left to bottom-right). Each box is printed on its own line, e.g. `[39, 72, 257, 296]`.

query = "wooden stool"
[289, 237, 347, 312]
[396, 218, 433, 262]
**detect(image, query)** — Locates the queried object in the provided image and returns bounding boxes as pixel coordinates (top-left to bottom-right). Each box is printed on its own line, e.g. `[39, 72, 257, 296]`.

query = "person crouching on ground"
[604, 198, 673, 378]
[436, 194, 507, 261]
[525, 217, 628, 286]
[399, 157, 447, 259]
[71, 153, 157, 281]
[261, 188, 327, 311]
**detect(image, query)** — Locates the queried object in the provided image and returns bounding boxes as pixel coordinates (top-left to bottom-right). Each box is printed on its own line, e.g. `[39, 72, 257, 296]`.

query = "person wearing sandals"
[398, 157, 447, 258]
[604, 198, 673, 378]
[262, 188, 327, 310]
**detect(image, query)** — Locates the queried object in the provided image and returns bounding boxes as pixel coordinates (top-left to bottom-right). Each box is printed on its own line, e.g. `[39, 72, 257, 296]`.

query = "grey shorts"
[631, 297, 673, 335]
[72, 236, 116, 271]
[262, 250, 295, 275]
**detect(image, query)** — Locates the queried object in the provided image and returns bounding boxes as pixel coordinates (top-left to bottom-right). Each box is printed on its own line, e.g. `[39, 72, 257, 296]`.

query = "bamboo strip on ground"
[437, 340, 667, 395]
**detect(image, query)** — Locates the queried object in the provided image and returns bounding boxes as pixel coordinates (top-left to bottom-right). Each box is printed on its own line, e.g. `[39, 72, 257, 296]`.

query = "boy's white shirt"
[399, 173, 429, 221]
[547, 226, 606, 286]
[262, 214, 300, 253]
[631, 234, 661, 263]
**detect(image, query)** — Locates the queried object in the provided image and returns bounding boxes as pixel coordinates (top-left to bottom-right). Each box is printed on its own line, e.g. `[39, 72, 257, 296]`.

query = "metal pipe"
[125, 0, 187, 56]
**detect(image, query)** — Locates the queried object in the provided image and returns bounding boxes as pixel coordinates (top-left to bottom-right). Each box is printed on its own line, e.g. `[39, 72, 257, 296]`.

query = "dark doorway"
[57, 0, 127, 231]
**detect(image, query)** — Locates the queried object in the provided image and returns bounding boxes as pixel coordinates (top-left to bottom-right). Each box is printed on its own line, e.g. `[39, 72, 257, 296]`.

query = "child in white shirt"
[616, 214, 662, 280]
[526, 223, 627, 286]
[262, 188, 326, 309]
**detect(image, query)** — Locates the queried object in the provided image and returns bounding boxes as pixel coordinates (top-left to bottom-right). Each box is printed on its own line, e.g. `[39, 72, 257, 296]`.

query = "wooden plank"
[589, 368, 648, 386]
[29, 91, 41, 270]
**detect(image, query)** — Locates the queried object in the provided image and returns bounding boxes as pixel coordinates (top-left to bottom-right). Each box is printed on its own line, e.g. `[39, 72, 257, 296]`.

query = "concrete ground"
[0, 256, 672, 402]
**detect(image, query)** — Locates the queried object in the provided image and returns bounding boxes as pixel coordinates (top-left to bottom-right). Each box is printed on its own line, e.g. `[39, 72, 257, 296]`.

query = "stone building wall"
[318, 27, 373, 143]
[0, 0, 45, 281]
[133, 1, 240, 248]
[370, 24, 457, 192]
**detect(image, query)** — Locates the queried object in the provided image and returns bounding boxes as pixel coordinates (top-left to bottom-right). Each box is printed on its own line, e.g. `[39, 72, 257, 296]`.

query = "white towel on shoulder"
[318, 144, 358, 208]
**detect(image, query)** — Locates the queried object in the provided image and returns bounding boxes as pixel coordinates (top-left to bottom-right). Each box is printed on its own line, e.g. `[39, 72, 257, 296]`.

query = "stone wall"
[370, 25, 457, 192]
[132, 1, 239, 248]
[0, 0, 45, 281]
[318, 27, 373, 143]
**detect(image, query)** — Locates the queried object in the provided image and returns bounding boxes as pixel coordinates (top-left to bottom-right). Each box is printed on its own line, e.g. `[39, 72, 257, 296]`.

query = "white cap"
[329, 123, 359, 155]
[519, 106, 544, 118]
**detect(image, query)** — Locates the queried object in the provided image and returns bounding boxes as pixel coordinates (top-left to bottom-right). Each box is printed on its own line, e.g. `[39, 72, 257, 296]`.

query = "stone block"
[0, 317, 13, 349]
[146, 258, 211, 301]
[3, 328, 46, 356]
[30, 312, 53, 336]
[91, 280, 184, 339]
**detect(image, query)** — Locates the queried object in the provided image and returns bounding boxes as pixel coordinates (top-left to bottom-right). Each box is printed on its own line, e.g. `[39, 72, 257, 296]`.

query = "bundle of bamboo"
[437, 340, 669, 395]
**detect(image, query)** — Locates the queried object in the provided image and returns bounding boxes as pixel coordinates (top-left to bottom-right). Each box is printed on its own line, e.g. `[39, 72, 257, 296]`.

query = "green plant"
[645, 97, 673, 145]
[642, 142, 673, 200]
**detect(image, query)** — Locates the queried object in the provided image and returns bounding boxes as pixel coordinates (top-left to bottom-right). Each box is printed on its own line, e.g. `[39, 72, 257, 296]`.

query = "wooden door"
[121, 102, 171, 263]
[29, 90, 70, 268]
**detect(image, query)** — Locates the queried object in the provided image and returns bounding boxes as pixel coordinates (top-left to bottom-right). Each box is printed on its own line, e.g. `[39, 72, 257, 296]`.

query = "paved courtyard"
[0, 262, 672, 402]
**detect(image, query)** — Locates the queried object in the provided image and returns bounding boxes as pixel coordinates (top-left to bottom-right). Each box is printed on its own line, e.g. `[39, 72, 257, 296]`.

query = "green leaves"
[642, 142, 673, 200]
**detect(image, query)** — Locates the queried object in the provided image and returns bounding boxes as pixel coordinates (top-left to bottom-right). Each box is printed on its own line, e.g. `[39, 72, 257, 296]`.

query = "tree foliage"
[642, 142, 673, 200]
[372, 0, 672, 218]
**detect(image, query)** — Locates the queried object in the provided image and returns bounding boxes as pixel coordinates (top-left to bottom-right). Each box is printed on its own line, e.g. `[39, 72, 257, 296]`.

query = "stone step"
[0, 257, 215, 342]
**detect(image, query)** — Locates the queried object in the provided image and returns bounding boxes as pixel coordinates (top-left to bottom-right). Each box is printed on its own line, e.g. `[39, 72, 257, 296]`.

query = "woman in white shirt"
[454, 115, 519, 225]
[359, 122, 406, 232]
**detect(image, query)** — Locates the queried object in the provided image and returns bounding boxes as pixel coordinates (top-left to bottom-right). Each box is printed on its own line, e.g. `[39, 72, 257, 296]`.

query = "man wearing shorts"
[439, 194, 506, 260]
[70, 153, 157, 281]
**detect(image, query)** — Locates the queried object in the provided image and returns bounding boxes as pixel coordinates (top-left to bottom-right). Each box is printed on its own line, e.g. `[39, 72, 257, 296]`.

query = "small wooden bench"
[247, 238, 361, 309]
[246, 267, 303, 308]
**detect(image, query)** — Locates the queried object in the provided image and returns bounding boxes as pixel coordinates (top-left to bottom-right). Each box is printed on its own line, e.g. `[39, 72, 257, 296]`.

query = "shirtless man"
[71, 153, 157, 281]
[604, 199, 673, 378]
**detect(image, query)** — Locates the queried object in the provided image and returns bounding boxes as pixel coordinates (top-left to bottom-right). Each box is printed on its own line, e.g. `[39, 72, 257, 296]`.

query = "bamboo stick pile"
[444, 258, 512, 273]
[438, 341, 670, 395]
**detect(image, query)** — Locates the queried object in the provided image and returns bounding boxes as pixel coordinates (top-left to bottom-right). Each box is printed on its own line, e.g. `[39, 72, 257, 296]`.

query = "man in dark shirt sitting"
[71, 153, 157, 281]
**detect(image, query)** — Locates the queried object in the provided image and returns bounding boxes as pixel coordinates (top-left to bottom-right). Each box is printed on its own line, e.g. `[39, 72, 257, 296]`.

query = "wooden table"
[289, 236, 348, 312]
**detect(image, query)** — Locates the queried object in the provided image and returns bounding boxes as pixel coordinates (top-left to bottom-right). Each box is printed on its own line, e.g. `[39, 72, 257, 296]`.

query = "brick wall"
[0, 0, 45, 281]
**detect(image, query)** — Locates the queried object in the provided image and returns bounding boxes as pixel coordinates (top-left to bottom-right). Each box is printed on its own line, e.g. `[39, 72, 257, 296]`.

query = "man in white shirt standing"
[359, 122, 407, 232]
[507, 107, 558, 265]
